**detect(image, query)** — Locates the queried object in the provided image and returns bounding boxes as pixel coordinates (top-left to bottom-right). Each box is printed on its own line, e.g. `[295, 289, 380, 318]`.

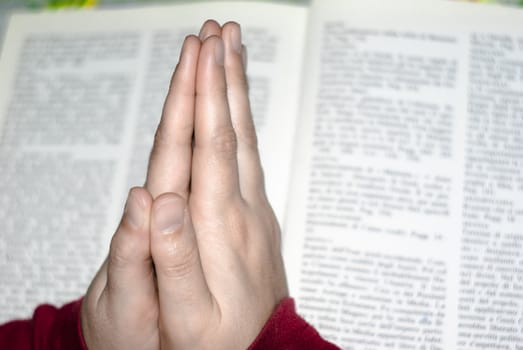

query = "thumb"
[151, 193, 213, 339]
[105, 187, 156, 299]
[84, 187, 157, 349]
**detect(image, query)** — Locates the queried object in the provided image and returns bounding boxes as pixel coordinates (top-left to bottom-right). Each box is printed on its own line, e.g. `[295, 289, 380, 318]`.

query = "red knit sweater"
[0, 297, 339, 350]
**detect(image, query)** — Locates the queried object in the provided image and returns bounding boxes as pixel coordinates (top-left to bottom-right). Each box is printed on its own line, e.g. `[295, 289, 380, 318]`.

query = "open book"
[1, 0, 522, 348]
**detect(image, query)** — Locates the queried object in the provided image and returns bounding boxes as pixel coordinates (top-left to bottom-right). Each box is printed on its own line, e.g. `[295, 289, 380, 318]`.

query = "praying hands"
[0, 19, 338, 350]
[81, 20, 288, 350]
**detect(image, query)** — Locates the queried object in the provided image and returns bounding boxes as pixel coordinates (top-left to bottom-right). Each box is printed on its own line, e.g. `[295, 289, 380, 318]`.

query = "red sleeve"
[0, 299, 87, 350]
[248, 298, 341, 350]
[1, 297, 338, 350]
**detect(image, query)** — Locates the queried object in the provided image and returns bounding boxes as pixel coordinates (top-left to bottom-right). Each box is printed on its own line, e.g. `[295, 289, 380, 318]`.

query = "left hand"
[80, 30, 202, 350]
[81, 187, 159, 350]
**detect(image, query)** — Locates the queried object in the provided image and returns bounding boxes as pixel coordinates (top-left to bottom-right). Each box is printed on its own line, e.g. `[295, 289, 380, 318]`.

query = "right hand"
[147, 21, 288, 349]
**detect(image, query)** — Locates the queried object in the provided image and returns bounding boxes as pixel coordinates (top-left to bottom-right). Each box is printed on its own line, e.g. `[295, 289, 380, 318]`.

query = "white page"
[0, 2, 307, 322]
[283, 0, 523, 348]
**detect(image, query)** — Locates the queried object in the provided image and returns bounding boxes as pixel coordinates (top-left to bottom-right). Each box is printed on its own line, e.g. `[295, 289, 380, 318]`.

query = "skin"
[81, 20, 288, 350]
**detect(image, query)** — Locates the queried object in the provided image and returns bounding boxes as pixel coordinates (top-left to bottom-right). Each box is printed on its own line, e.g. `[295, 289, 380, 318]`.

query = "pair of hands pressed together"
[81, 20, 288, 350]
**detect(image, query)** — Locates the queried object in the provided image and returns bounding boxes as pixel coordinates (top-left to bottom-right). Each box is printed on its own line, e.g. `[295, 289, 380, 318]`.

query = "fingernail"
[231, 24, 242, 54]
[155, 195, 185, 234]
[241, 45, 248, 71]
[199, 27, 208, 41]
[179, 36, 189, 61]
[124, 189, 144, 230]
[215, 39, 224, 66]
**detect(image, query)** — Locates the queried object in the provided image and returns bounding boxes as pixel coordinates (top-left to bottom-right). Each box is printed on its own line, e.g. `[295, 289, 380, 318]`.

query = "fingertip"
[129, 186, 153, 206]
[223, 20, 240, 29]
[222, 21, 242, 54]
[152, 193, 186, 236]
[198, 35, 226, 78]
[185, 34, 201, 47]
[183, 35, 202, 54]
[202, 35, 224, 61]
[177, 35, 201, 70]
[199, 19, 221, 41]
[123, 187, 151, 231]
[107, 188, 152, 275]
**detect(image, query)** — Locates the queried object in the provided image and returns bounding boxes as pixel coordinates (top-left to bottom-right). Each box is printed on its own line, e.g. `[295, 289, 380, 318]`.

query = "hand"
[80, 187, 159, 350]
[81, 20, 288, 350]
[80, 30, 202, 350]
[148, 21, 288, 349]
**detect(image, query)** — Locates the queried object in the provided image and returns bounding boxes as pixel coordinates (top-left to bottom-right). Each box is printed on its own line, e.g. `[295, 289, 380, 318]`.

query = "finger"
[145, 35, 200, 199]
[105, 187, 156, 300]
[84, 259, 108, 304]
[198, 19, 221, 41]
[222, 22, 266, 201]
[192, 35, 241, 203]
[150, 193, 213, 336]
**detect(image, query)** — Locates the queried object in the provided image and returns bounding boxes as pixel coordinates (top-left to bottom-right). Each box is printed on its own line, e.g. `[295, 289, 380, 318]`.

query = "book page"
[283, 0, 523, 348]
[0, 2, 307, 322]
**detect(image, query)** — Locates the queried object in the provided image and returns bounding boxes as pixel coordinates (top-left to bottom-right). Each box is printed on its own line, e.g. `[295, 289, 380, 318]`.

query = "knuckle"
[153, 123, 168, 148]
[175, 120, 194, 143]
[158, 240, 199, 280]
[229, 66, 248, 86]
[226, 207, 252, 249]
[108, 234, 132, 269]
[211, 127, 238, 159]
[152, 118, 193, 155]
[198, 78, 227, 98]
[268, 214, 282, 242]
[236, 122, 258, 150]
